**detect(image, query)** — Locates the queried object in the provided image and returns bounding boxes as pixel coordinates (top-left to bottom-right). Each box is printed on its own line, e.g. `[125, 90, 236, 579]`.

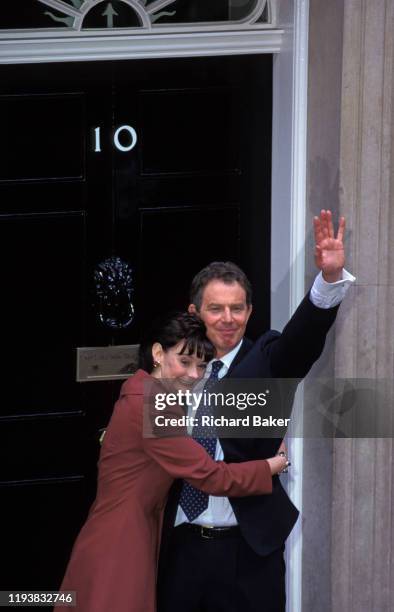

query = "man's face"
[189, 280, 252, 358]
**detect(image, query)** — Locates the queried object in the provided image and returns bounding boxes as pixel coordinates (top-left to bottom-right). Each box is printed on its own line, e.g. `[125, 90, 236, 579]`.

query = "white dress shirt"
[175, 269, 355, 527]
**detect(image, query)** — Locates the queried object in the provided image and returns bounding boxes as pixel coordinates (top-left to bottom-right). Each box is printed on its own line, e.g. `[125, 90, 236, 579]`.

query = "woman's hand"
[266, 441, 290, 475]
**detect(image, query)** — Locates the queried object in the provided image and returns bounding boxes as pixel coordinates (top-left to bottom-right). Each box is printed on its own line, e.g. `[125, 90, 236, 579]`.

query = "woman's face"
[152, 341, 208, 391]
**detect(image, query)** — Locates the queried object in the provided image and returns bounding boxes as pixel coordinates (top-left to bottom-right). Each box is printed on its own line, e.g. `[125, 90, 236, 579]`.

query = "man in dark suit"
[157, 210, 354, 612]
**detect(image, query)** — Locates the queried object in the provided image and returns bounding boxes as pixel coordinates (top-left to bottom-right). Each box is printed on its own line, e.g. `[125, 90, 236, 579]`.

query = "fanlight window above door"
[1, 0, 274, 32]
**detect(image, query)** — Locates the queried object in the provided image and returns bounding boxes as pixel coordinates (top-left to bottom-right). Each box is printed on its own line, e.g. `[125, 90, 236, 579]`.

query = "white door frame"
[271, 2, 309, 611]
[0, 2, 309, 609]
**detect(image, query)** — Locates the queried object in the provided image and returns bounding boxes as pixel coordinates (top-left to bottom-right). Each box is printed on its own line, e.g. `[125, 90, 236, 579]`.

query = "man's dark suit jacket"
[159, 292, 339, 560]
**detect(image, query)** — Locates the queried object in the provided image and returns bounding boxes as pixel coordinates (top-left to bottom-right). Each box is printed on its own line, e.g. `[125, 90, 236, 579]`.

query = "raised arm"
[268, 210, 347, 378]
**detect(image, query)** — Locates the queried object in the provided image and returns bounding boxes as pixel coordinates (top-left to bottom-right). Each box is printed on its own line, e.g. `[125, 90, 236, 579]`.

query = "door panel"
[3, 480, 89, 590]
[0, 94, 85, 182]
[139, 206, 240, 322]
[0, 55, 272, 591]
[1, 213, 86, 414]
[138, 87, 239, 174]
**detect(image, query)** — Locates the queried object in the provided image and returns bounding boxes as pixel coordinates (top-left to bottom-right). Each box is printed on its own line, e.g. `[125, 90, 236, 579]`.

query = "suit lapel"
[219, 337, 255, 460]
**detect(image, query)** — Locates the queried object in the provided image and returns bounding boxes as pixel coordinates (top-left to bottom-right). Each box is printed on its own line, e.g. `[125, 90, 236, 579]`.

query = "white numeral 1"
[94, 127, 101, 152]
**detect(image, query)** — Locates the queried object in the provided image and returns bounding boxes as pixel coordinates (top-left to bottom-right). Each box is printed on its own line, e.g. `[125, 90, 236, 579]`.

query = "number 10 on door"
[93, 125, 138, 153]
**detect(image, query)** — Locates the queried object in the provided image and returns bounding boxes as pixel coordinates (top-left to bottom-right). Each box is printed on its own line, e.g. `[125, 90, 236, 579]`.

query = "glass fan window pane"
[256, 3, 269, 22]
[81, 0, 141, 29]
[149, 0, 260, 24]
[0, 0, 268, 31]
[0, 1, 72, 29]
[60, 0, 83, 6]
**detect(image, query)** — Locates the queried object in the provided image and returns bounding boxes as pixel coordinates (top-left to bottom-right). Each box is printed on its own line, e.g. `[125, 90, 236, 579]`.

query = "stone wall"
[332, 0, 394, 610]
[303, 1, 345, 609]
[304, 1, 394, 610]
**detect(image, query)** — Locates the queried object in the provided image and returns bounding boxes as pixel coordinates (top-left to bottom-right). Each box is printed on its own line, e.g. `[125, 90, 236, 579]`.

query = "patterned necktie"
[179, 360, 224, 522]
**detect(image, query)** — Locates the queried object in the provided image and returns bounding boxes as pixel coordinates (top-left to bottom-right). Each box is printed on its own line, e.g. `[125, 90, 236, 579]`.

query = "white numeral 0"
[114, 125, 138, 152]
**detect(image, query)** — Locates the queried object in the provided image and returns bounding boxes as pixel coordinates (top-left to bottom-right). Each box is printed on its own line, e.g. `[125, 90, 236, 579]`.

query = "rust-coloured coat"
[56, 370, 272, 612]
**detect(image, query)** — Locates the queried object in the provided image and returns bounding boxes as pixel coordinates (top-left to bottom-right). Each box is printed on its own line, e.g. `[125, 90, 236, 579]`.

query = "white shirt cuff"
[309, 269, 356, 309]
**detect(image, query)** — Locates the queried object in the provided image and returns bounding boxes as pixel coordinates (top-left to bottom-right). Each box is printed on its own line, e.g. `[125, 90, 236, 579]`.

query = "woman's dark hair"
[138, 311, 215, 373]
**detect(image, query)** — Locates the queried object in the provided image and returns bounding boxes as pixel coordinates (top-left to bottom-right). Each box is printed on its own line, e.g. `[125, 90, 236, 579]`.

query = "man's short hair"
[190, 261, 252, 311]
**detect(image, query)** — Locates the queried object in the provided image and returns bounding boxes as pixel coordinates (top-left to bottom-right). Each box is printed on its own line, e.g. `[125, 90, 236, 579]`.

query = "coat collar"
[120, 368, 151, 396]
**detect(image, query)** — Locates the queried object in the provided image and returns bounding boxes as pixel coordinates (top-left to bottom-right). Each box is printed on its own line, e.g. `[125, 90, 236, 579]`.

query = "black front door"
[0, 54, 272, 591]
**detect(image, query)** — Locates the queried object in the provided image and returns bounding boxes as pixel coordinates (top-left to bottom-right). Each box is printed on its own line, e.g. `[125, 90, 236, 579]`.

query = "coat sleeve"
[141, 434, 272, 496]
[267, 292, 340, 378]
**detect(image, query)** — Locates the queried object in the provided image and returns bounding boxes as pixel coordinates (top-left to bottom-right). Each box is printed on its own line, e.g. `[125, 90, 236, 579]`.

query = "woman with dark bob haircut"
[56, 312, 288, 612]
